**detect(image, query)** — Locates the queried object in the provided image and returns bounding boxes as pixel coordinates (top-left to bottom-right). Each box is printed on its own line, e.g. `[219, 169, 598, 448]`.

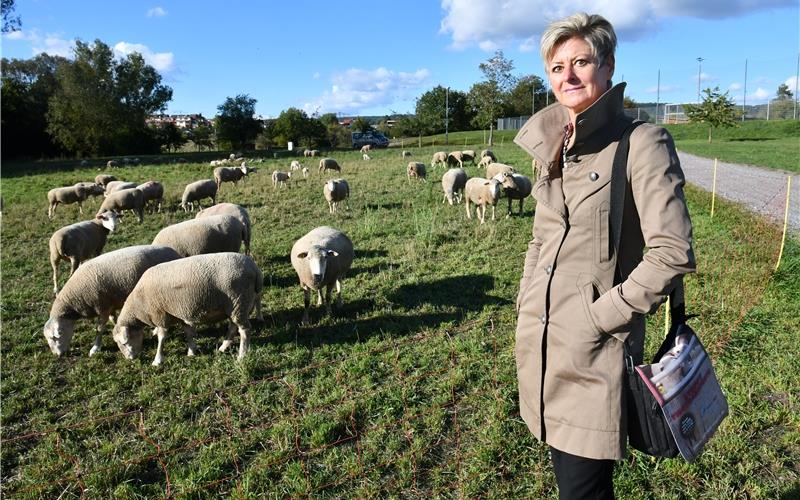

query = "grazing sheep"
[461, 150, 476, 165]
[272, 170, 292, 188]
[107, 160, 119, 168]
[303, 149, 312, 157]
[104, 181, 137, 196]
[302, 166, 310, 178]
[213, 164, 252, 190]
[113, 253, 264, 365]
[49, 210, 120, 295]
[407, 162, 427, 181]
[431, 151, 448, 169]
[441, 168, 468, 205]
[478, 155, 494, 168]
[97, 188, 145, 223]
[43, 245, 182, 356]
[464, 174, 517, 224]
[447, 151, 464, 168]
[486, 162, 515, 180]
[480, 149, 497, 162]
[180, 179, 218, 212]
[94, 174, 117, 187]
[360, 144, 372, 154]
[136, 181, 164, 213]
[401, 150, 412, 158]
[323, 179, 350, 214]
[152, 214, 245, 257]
[196, 203, 252, 255]
[291, 226, 354, 326]
[318, 158, 341, 174]
[47, 184, 105, 219]
[290, 160, 302, 171]
[310, 149, 320, 157]
[362, 153, 371, 161]
[73, 182, 106, 203]
[499, 173, 533, 216]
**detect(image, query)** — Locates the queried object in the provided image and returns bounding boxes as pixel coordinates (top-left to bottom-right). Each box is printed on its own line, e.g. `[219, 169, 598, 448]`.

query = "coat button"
[589, 172, 599, 181]
[540, 314, 546, 324]
[545, 264, 553, 274]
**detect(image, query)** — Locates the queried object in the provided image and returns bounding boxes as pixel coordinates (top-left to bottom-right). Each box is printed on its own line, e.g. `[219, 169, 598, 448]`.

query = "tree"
[684, 87, 739, 143]
[351, 116, 372, 133]
[469, 49, 516, 145]
[47, 39, 172, 156]
[152, 122, 186, 152]
[214, 94, 262, 150]
[776, 83, 793, 100]
[271, 107, 326, 149]
[414, 85, 474, 136]
[769, 83, 796, 119]
[504, 75, 548, 117]
[187, 124, 214, 151]
[2, 0, 21, 33]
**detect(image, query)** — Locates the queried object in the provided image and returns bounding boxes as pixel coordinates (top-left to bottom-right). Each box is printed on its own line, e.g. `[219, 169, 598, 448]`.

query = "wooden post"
[710, 158, 718, 218]
[775, 176, 792, 271]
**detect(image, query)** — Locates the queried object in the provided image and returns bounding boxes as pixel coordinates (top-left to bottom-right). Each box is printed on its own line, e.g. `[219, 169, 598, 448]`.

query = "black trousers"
[550, 446, 615, 500]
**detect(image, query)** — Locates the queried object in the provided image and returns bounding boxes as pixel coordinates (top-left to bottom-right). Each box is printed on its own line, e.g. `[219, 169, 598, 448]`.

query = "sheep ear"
[326, 250, 339, 257]
[297, 252, 308, 259]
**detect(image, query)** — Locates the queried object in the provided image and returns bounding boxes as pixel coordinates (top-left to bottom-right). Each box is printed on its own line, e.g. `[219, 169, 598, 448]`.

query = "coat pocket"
[578, 274, 607, 337]
[594, 200, 612, 268]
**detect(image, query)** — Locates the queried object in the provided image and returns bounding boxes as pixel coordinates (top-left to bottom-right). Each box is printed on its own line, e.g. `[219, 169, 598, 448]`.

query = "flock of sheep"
[41, 146, 532, 366]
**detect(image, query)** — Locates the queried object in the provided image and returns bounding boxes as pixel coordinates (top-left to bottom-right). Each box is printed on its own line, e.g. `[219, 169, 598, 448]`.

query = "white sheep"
[461, 150, 476, 165]
[324, 179, 350, 214]
[213, 164, 252, 190]
[94, 174, 117, 187]
[290, 160, 302, 171]
[107, 160, 120, 168]
[401, 150, 412, 158]
[43, 245, 182, 356]
[480, 149, 497, 162]
[360, 144, 372, 154]
[362, 153, 371, 161]
[152, 214, 245, 257]
[104, 181, 137, 196]
[47, 184, 105, 219]
[196, 203, 252, 255]
[97, 188, 145, 223]
[136, 181, 164, 213]
[302, 166, 310, 178]
[303, 149, 312, 157]
[290, 226, 354, 326]
[49, 210, 120, 295]
[180, 179, 218, 212]
[485, 162, 515, 180]
[318, 158, 341, 174]
[272, 170, 292, 188]
[498, 173, 533, 216]
[478, 155, 494, 168]
[441, 168, 468, 205]
[431, 151, 448, 169]
[310, 149, 320, 157]
[113, 252, 264, 365]
[447, 151, 464, 169]
[407, 162, 426, 181]
[464, 174, 517, 224]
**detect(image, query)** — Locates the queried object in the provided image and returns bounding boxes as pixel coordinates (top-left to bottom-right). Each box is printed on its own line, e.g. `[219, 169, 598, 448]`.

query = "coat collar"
[514, 82, 629, 170]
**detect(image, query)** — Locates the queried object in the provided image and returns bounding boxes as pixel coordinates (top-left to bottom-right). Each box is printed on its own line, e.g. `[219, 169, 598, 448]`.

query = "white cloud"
[7, 29, 76, 57]
[304, 67, 430, 114]
[783, 76, 797, 92]
[645, 84, 681, 94]
[439, 0, 794, 50]
[728, 83, 742, 91]
[3, 29, 26, 40]
[313, 72, 321, 79]
[147, 6, 167, 17]
[751, 87, 770, 101]
[690, 72, 715, 83]
[114, 42, 176, 74]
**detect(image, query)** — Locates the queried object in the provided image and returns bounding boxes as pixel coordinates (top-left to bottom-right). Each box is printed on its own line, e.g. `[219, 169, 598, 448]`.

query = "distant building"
[146, 113, 211, 129]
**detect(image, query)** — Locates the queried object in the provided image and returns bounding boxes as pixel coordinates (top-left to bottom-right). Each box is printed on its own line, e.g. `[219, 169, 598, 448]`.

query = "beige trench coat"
[513, 83, 696, 460]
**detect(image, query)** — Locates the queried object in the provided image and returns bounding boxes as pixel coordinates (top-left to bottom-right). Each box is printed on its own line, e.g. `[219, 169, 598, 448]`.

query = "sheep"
[302, 166, 310, 178]
[107, 160, 119, 168]
[303, 149, 312, 157]
[290, 226, 354, 326]
[461, 150, 476, 165]
[195, 203, 252, 255]
[73, 182, 106, 203]
[480, 149, 497, 162]
[47, 184, 105, 219]
[486, 162, 515, 180]
[310, 149, 320, 157]
[43, 245, 182, 357]
[104, 181, 137, 196]
[318, 158, 341, 174]
[401, 150, 412, 158]
[362, 153, 371, 161]
[49, 210, 120, 295]
[213, 164, 252, 190]
[360, 144, 372, 154]
[499, 173, 533, 216]
[152, 214, 244, 257]
[290, 160, 302, 171]
[407, 162, 427, 181]
[441, 168, 468, 205]
[97, 188, 145, 223]
[272, 170, 292, 188]
[229, 153, 236, 160]
[464, 174, 518, 224]
[324, 179, 350, 214]
[447, 151, 464, 169]
[180, 179, 218, 212]
[478, 155, 494, 168]
[113, 252, 264, 365]
[431, 151, 448, 169]
[136, 181, 164, 213]
[94, 174, 117, 187]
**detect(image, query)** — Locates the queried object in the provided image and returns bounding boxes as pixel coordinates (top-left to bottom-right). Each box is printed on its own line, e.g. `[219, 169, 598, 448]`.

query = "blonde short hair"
[540, 12, 617, 71]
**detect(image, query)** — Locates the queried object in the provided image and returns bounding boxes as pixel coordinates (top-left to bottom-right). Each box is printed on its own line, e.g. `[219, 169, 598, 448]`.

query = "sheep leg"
[335, 279, 343, 308]
[51, 258, 60, 296]
[236, 324, 250, 361]
[78, 201, 84, 214]
[465, 200, 471, 219]
[48, 202, 56, 219]
[89, 316, 107, 356]
[219, 322, 236, 352]
[253, 291, 263, 322]
[136, 207, 143, 224]
[491, 205, 496, 221]
[69, 257, 80, 276]
[519, 198, 524, 215]
[184, 325, 199, 356]
[479, 205, 486, 224]
[152, 327, 167, 366]
[325, 284, 334, 316]
[302, 288, 311, 326]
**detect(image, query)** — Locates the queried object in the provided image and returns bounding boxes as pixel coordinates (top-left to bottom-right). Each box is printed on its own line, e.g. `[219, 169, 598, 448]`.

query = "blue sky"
[3, 0, 798, 119]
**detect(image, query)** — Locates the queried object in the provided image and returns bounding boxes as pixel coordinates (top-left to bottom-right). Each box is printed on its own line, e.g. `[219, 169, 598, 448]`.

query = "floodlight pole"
[742, 59, 747, 122]
[794, 52, 799, 120]
[445, 87, 449, 145]
[656, 69, 661, 124]
[696, 57, 704, 103]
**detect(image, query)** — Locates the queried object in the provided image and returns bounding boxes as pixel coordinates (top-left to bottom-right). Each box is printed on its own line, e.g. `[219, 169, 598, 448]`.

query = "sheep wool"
[181, 179, 217, 212]
[47, 184, 104, 219]
[97, 187, 145, 223]
[152, 214, 244, 257]
[113, 252, 264, 365]
[441, 168, 468, 205]
[323, 179, 350, 214]
[195, 203, 252, 255]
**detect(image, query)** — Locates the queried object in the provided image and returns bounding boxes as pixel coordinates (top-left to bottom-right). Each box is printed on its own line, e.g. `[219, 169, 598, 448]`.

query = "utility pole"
[696, 57, 704, 103]
[445, 87, 449, 145]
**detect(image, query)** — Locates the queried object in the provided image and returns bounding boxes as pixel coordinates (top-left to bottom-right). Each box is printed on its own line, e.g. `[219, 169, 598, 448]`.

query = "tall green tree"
[775, 83, 793, 100]
[319, 113, 350, 149]
[415, 85, 474, 136]
[152, 122, 186, 152]
[468, 49, 515, 145]
[769, 83, 796, 120]
[214, 94, 262, 150]
[2, 0, 21, 33]
[271, 107, 326, 148]
[187, 124, 214, 151]
[351, 116, 372, 134]
[47, 39, 172, 156]
[504, 75, 548, 116]
[684, 86, 739, 143]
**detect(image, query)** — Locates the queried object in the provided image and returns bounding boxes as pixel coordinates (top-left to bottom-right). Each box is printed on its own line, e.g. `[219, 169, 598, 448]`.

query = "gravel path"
[678, 151, 799, 234]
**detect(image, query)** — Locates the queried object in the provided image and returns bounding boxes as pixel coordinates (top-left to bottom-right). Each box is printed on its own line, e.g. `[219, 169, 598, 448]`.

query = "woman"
[513, 13, 696, 499]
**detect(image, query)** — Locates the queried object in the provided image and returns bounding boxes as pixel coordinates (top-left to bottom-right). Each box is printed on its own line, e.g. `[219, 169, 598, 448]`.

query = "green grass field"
[1, 144, 798, 498]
